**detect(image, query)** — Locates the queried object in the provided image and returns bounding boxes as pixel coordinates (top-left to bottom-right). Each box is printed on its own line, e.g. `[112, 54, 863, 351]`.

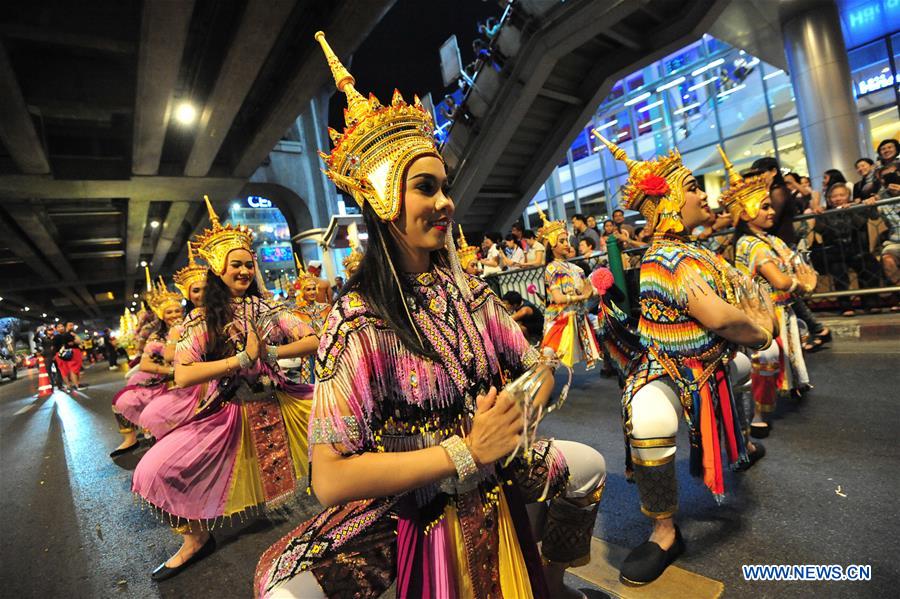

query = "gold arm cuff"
[631, 453, 675, 467]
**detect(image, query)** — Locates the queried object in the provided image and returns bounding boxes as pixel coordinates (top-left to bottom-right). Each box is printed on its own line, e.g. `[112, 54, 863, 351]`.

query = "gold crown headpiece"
[593, 130, 693, 234]
[535, 205, 568, 247]
[455, 225, 479, 268]
[143, 267, 183, 319]
[194, 195, 254, 275]
[342, 239, 364, 276]
[294, 253, 317, 288]
[314, 31, 441, 222]
[716, 145, 769, 225]
[173, 241, 208, 300]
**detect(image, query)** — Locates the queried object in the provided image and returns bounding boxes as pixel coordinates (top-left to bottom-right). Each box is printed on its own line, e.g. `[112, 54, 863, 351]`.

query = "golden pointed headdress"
[143, 267, 183, 319]
[535, 205, 568, 248]
[593, 130, 693, 234]
[173, 241, 208, 300]
[194, 195, 254, 275]
[342, 239, 364, 277]
[314, 31, 441, 222]
[716, 145, 769, 225]
[293, 253, 316, 289]
[455, 225, 479, 269]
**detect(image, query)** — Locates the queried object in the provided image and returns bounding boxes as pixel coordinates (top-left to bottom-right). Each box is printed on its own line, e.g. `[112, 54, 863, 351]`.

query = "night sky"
[326, 0, 502, 131]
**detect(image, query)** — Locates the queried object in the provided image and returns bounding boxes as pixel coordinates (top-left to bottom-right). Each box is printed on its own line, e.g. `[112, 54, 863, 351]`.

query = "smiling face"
[679, 175, 711, 230]
[856, 160, 872, 177]
[162, 304, 184, 327]
[221, 249, 254, 296]
[745, 195, 775, 230]
[389, 156, 454, 263]
[301, 280, 317, 303]
[828, 184, 851, 207]
[879, 143, 898, 162]
[188, 281, 206, 307]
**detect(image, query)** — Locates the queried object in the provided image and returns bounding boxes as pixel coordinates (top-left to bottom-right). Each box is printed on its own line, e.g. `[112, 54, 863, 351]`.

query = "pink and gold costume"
[131, 285, 315, 526]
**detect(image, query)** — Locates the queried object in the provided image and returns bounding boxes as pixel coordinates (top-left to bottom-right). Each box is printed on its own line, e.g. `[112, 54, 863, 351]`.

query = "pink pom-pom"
[590, 267, 615, 296]
[527, 283, 538, 295]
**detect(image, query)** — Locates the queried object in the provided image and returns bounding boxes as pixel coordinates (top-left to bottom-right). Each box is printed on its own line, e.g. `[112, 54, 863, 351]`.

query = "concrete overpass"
[0, 0, 393, 324]
[446, 0, 791, 233]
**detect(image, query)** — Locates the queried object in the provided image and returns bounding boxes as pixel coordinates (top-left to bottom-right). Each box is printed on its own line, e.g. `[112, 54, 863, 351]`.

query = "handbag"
[58, 348, 73, 361]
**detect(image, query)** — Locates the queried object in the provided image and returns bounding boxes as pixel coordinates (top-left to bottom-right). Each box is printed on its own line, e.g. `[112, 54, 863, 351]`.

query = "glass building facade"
[527, 26, 899, 226]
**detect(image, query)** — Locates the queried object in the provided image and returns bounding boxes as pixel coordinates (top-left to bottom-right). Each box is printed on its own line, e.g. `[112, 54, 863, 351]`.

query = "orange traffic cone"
[37, 356, 53, 398]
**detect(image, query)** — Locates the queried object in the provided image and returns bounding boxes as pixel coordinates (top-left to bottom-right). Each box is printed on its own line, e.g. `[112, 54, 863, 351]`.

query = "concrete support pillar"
[782, 1, 863, 191]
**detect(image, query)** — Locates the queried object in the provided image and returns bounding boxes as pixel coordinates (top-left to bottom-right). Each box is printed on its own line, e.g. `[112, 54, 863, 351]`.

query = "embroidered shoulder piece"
[315, 292, 389, 382]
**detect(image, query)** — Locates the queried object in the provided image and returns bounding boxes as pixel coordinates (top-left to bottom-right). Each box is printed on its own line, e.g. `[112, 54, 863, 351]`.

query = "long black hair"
[340, 203, 441, 360]
[203, 266, 261, 360]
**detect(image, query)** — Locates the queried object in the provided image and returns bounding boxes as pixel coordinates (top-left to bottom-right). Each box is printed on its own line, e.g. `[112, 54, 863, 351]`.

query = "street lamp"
[140, 260, 148, 267]
[175, 102, 197, 125]
[150, 220, 160, 229]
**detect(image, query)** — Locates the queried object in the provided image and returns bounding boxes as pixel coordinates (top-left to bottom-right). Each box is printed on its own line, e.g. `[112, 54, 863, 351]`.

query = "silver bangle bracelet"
[265, 344, 279, 366]
[440, 435, 479, 483]
[236, 350, 252, 370]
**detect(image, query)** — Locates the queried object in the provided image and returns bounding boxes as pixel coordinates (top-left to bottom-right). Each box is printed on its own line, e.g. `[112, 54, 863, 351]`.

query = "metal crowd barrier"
[481, 195, 900, 312]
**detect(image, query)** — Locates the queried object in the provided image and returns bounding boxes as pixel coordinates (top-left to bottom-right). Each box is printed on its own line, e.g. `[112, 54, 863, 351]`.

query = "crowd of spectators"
[467, 136, 900, 317]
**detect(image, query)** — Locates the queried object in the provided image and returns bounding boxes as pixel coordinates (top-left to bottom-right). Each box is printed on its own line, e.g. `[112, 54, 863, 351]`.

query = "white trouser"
[629, 379, 682, 462]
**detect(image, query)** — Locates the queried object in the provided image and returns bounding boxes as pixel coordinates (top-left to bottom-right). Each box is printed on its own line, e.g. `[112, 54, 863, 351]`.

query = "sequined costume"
[254, 32, 606, 599]
[112, 272, 190, 435]
[131, 294, 315, 526]
[718, 145, 810, 413]
[594, 132, 748, 524]
[542, 259, 602, 368]
[735, 233, 810, 410]
[624, 237, 748, 505]
[255, 268, 605, 598]
[111, 334, 173, 433]
[290, 300, 331, 384]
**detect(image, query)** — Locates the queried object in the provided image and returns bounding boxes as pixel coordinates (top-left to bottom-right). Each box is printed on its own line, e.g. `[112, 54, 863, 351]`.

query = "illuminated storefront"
[528, 5, 899, 225]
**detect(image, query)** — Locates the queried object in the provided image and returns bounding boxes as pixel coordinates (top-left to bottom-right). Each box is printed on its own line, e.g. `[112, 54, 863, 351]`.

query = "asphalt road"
[1, 339, 897, 598]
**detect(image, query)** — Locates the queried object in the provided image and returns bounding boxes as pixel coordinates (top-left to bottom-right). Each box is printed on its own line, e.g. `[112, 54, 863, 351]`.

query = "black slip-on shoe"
[620, 526, 685, 585]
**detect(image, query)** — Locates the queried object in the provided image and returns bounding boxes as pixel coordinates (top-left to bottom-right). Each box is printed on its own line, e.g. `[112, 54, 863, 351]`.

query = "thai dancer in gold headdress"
[595, 133, 776, 585]
[292, 254, 331, 331]
[456, 225, 481, 276]
[342, 237, 365, 278]
[288, 255, 330, 385]
[537, 207, 602, 369]
[718, 147, 816, 438]
[110, 269, 185, 457]
[254, 32, 607, 599]
[132, 196, 320, 581]
[134, 244, 211, 441]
